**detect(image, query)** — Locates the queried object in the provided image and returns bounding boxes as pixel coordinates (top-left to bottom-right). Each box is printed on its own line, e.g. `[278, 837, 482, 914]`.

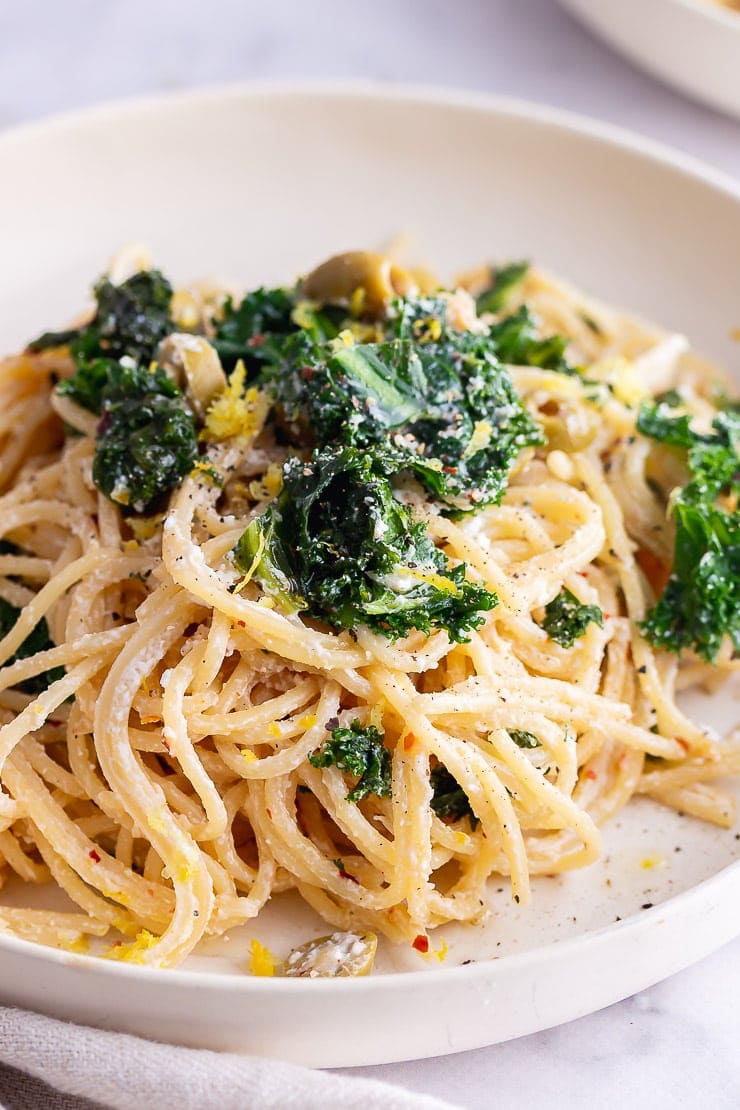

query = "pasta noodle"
[0, 250, 736, 972]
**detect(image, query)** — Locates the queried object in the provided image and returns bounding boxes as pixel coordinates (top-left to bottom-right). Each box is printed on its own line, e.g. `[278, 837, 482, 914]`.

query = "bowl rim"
[0, 79, 738, 994]
[0, 78, 737, 198]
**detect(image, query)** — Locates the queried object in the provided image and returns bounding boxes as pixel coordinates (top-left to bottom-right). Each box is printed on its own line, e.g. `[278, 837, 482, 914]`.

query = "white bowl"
[0, 84, 738, 1066]
[561, 0, 740, 120]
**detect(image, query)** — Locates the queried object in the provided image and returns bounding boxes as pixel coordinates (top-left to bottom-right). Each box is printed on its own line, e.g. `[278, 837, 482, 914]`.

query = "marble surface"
[1, 1, 739, 1107]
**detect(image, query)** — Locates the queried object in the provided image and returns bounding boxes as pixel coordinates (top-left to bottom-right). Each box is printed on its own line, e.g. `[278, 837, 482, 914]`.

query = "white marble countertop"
[1, 1, 739, 1107]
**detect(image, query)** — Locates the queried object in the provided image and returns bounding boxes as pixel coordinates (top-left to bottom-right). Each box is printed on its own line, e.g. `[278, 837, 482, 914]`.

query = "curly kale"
[637, 399, 739, 661]
[475, 261, 529, 316]
[212, 287, 298, 373]
[309, 720, 391, 802]
[430, 765, 478, 829]
[33, 269, 176, 423]
[92, 363, 198, 513]
[0, 598, 64, 695]
[541, 588, 604, 649]
[267, 295, 544, 513]
[509, 729, 540, 749]
[32, 269, 173, 367]
[27, 267, 199, 512]
[486, 306, 573, 374]
[642, 502, 739, 663]
[233, 445, 496, 641]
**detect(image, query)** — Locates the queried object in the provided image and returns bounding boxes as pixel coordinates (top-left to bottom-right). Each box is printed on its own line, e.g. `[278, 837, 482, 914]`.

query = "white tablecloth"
[0, 2, 738, 1107]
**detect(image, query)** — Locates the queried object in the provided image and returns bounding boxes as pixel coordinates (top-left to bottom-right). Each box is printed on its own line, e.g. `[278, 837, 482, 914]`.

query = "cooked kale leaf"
[35, 269, 176, 421]
[308, 719, 391, 803]
[92, 363, 198, 513]
[486, 306, 573, 373]
[33, 269, 173, 366]
[212, 287, 297, 373]
[56, 358, 117, 415]
[541, 587, 604, 648]
[267, 296, 545, 512]
[637, 399, 739, 661]
[0, 598, 64, 694]
[430, 764, 479, 829]
[475, 261, 529, 316]
[233, 445, 496, 641]
[641, 501, 739, 662]
[510, 729, 540, 749]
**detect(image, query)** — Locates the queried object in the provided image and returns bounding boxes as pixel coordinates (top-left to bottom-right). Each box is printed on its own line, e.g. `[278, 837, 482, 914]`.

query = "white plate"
[560, 0, 740, 120]
[0, 84, 738, 1067]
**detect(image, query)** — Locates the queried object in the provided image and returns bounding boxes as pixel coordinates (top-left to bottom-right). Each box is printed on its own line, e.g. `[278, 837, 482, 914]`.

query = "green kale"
[475, 261, 529, 316]
[268, 296, 544, 512]
[486, 306, 573, 373]
[510, 729, 540, 749]
[233, 445, 496, 642]
[637, 399, 739, 501]
[308, 719, 391, 803]
[32, 269, 173, 365]
[541, 587, 604, 648]
[92, 363, 198, 513]
[212, 287, 297, 373]
[429, 764, 478, 829]
[0, 598, 64, 694]
[637, 399, 739, 661]
[56, 358, 116, 415]
[640, 501, 739, 662]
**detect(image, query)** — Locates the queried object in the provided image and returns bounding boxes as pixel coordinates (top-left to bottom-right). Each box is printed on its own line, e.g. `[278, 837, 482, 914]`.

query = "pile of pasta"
[0, 257, 736, 969]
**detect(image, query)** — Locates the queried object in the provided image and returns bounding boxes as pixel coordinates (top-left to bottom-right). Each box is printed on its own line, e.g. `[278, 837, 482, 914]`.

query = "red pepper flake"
[333, 860, 359, 884]
[248, 334, 266, 348]
[237, 620, 246, 628]
[412, 934, 429, 954]
[403, 732, 416, 752]
[442, 466, 458, 475]
[677, 739, 689, 753]
[89, 848, 101, 863]
[265, 808, 273, 820]
[48, 719, 61, 728]
[585, 769, 597, 780]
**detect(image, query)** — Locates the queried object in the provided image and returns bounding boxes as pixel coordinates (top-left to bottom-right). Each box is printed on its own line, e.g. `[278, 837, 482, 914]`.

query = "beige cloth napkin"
[0, 1006, 456, 1110]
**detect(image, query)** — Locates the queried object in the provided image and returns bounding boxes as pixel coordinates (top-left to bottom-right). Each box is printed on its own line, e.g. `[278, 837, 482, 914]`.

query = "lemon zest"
[462, 419, 492, 459]
[202, 361, 270, 442]
[408, 569, 459, 596]
[106, 929, 159, 964]
[249, 938, 277, 977]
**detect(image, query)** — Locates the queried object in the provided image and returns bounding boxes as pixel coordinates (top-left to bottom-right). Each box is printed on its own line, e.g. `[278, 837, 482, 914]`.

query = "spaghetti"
[0, 248, 736, 971]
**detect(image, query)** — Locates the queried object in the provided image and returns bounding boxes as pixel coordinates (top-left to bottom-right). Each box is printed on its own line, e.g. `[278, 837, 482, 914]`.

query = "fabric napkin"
[0, 1005, 456, 1110]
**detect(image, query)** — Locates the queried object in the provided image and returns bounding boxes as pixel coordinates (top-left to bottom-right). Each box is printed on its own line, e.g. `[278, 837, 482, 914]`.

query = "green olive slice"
[302, 251, 416, 319]
[283, 931, 378, 978]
